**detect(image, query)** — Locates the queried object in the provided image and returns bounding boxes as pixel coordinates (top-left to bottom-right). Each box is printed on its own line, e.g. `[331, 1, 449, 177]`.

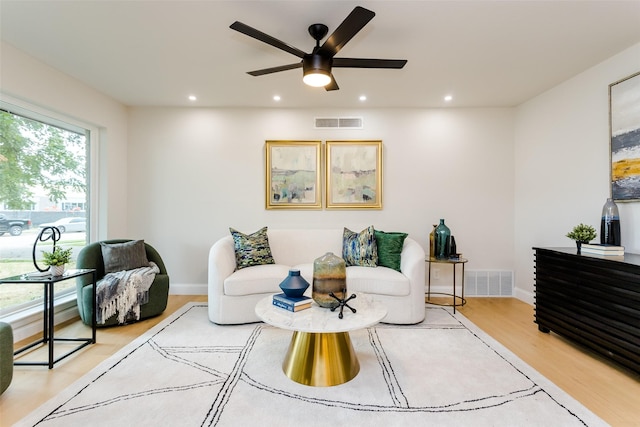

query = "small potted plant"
[42, 246, 73, 276]
[566, 223, 597, 253]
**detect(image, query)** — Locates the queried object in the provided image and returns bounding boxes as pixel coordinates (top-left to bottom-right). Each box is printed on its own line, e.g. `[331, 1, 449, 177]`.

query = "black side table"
[425, 257, 468, 313]
[0, 269, 97, 368]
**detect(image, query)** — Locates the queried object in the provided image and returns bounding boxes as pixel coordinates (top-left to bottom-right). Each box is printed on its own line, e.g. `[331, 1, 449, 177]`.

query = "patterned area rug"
[17, 303, 607, 426]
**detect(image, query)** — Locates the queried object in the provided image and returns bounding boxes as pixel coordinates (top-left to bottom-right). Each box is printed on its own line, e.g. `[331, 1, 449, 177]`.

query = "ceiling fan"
[230, 6, 407, 91]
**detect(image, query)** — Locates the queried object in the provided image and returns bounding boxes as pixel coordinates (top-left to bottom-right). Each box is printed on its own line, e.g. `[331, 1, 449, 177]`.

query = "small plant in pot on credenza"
[42, 246, 73, 276]
[566, 223, 597, 254]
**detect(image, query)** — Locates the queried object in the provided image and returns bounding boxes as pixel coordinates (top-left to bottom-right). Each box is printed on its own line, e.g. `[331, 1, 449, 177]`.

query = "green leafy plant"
[566, 223, 597, 242]
[41, 246, 73, 266]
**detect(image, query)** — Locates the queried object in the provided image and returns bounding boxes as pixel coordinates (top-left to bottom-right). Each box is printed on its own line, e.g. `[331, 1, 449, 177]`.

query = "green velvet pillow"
[229, 227, 275, 270]
[100, 240, 149, 273]
[342, 226, 378, 267]
[374, 230, 408, 272]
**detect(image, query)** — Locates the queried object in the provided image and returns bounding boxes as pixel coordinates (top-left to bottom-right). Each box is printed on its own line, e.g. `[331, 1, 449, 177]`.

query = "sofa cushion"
[224, 263, 290, 296]
[374, 230, 408, 272]
[229, 227, 275, 270]
[342, 226, 378, 267]
[346, 266, 411, 296]
[100, 240, 149, 273]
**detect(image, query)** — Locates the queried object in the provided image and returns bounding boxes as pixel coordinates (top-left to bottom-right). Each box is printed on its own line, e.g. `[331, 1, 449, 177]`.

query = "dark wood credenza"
[533, 247, 640, 374]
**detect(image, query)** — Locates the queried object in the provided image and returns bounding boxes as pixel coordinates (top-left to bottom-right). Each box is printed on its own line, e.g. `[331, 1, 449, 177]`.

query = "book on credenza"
[581, 243, 624, 251]
[580, 243, 625, 256]
[272, 293, 312, 312]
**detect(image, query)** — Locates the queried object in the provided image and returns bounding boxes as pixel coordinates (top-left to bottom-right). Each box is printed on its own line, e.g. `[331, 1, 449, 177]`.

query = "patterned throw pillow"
[374, 230, 408, 272]
[229, 227, 275, 270]
[100, 240, 149, 273]
[342, 226, 378, 267]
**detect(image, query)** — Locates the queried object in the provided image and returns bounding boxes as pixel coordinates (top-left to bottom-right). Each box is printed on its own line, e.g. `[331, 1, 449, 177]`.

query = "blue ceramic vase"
[279, 269, 310, 298]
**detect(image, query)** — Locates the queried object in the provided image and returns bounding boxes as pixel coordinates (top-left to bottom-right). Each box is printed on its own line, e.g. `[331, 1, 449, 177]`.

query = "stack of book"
[580, 243, 625, 256]
[272, 293, 312, 312]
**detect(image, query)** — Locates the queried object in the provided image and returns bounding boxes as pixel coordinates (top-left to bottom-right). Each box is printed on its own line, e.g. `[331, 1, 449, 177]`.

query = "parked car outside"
[39, 217, 86, 233]
[0, 214, 32, 236]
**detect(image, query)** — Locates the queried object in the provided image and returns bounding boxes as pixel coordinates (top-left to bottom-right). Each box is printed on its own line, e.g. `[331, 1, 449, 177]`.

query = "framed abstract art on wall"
[609, 71, 640, 202]
[325, 140, 383, 209]
[265, 140, 322, 209]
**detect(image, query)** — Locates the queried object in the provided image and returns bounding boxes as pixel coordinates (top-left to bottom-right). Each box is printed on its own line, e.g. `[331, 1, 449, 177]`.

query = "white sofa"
[208, 229, 426, 325]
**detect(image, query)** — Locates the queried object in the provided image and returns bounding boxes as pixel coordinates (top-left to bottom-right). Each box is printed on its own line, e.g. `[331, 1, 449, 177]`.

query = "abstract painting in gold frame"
[609, 71, 640, 202]
[325, 140, 382, 209]
[265, 140, 322, 209]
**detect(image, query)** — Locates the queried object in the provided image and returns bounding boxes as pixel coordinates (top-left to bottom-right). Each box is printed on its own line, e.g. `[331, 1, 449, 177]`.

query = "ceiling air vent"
[314, 117, 363, 129]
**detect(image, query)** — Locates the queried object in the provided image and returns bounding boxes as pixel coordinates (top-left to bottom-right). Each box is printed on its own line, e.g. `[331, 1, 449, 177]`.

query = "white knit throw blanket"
[95, 262, 160, 324]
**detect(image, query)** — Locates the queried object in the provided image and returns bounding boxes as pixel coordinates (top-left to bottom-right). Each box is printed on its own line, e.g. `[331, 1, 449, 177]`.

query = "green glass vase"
[434, 219, 451, 260]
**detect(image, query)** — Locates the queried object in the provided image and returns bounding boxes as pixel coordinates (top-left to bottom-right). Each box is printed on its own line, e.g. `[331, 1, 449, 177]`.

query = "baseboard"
[513, 287, 534, 305]
[169, 283, 207, 295]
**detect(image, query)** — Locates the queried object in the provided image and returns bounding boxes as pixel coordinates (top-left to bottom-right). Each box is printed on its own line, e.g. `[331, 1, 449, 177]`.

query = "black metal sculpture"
[328, 290, 357, 319]
[32, 226, 61, 272]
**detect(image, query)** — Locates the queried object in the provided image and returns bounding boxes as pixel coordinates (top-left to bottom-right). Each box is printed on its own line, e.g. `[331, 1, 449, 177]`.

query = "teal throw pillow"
[229, 227, 275, 270]
[342, 226, 378, 267]
[374, 230, 408, 272]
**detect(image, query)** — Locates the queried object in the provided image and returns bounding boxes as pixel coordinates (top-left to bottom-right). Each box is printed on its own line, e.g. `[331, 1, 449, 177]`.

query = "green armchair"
[0, 321, 13, 395]
[76, 239, 170, 327]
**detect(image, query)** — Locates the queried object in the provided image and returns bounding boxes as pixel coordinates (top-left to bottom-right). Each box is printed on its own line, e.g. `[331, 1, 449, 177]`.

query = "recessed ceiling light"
[444, 95, 453, 102]
[273, 95, 281, 101]
[359, 95, 367, 101]
[188, 95, 197, 101]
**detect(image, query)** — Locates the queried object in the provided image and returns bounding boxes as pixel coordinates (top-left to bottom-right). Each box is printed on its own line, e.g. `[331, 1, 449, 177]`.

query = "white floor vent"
[464, 270, 513, 296]
[314, 117, 363, 129]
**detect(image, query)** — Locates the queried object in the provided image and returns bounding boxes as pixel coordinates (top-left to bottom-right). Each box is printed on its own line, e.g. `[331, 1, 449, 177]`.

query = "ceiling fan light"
[303, 71, 331, 87]
[303, 54, 332, 87]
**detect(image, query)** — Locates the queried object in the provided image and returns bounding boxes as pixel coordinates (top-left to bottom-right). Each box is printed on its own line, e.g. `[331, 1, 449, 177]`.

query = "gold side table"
[426, 257, 468, 313]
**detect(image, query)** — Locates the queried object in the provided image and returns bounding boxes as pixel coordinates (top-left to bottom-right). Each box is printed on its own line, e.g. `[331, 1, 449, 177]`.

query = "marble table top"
[255, 292, 387, 333]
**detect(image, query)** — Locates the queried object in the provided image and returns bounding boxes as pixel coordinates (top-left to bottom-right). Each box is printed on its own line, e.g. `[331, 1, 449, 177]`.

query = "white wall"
[514, 42, 640, 303]
[127, 107, 515, 289]
[0, 41, 130, 238]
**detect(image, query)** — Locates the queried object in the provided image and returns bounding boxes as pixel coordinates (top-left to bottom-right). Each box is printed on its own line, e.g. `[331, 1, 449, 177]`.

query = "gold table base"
[282, 331, 360, 387]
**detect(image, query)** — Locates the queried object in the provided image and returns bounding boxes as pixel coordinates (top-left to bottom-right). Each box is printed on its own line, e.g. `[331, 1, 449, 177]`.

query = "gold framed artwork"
[325, 140, 383, 209]
[609, 71, 640, 202]
[265, 140, 322, 209]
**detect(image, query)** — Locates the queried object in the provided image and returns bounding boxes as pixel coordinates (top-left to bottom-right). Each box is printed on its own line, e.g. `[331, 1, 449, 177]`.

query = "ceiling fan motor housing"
[303, 54, 332, 76]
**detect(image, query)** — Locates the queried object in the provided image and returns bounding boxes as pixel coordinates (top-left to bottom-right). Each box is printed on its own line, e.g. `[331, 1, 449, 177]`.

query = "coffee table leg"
[283, 331, 360, 387]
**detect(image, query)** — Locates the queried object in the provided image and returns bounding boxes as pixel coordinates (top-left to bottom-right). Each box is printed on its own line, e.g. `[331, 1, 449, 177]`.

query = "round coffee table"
[255, 293, 387, 387]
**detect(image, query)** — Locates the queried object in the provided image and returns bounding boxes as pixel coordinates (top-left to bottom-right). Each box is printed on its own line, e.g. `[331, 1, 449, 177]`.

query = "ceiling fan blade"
[247, 62, 302, 76]
[318, 6, 375, 58]
[230, 21, 307, 58]
[332, 58, 407, 69]
[325, 75, 339, 91]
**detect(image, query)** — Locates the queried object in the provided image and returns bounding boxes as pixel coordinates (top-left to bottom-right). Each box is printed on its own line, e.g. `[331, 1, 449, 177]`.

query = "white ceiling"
[1, 0, 640, 109]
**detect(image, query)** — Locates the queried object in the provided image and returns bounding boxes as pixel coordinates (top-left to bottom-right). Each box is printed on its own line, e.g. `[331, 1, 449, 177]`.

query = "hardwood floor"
[1, 296, 638, 426]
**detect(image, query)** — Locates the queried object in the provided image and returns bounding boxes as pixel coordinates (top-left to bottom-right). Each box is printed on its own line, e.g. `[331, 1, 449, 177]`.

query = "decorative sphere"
[279, 269, 310, 297]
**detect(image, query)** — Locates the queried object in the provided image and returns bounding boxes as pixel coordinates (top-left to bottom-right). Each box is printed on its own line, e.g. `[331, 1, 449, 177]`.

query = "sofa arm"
[208, 236, 237, 297]
[400, 237, 426, 321]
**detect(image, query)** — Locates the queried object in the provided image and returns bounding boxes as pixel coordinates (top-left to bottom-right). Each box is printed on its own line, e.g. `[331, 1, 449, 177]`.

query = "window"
[0, 102, 91, 317]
